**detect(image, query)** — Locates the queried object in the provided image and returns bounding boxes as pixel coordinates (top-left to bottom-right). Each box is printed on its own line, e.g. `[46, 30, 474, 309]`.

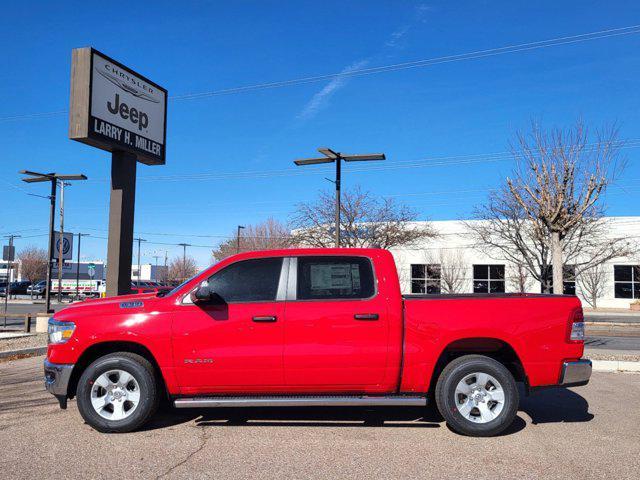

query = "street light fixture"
[19, 170, 87, 313]
[293, 148, 385, 247]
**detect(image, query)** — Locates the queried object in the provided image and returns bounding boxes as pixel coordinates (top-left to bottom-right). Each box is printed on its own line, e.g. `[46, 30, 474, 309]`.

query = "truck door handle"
[354, 313, 379, 321]
[252, 316, 277, 323]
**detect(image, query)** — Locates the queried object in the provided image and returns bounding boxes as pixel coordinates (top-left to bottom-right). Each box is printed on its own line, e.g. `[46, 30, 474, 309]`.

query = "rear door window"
[296, 256, 375, 300]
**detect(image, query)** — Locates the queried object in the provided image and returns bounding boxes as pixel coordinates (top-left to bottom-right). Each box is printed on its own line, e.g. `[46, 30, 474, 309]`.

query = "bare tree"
[290, 186, 436, 248]
[18, 246, 48, 298]
[212, 218, 293, 261]
[506, 120, 625, 294]
[578, 265, 607, 309]
[467, 121, 630, 293]
[425, 250, 466, 294]
[508, 262, 533, 293]
[168, 255, 199, 284]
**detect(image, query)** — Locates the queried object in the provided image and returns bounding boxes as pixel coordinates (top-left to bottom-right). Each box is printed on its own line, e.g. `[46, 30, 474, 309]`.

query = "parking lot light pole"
[236, 225, 245, 254]
[135, 238, 147, 284]
[3, 234, 20, 314]
[293, 148, 385, 247]
[19, 170, 87, 313]
[177, 243, 190, 282]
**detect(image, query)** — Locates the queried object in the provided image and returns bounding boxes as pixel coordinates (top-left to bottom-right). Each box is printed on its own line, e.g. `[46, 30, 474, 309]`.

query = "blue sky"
[2, 1, 640, 266]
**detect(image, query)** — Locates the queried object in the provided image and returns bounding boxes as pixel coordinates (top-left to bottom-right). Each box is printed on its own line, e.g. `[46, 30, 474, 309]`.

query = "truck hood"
[53, 292, 163, 321]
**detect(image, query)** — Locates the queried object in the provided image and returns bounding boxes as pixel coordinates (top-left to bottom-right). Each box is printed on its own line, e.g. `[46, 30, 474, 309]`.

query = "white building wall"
[389, 216, 640, 309]
[131, 264, 168, 282]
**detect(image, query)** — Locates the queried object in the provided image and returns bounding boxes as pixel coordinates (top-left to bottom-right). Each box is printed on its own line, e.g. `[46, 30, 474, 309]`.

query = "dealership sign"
[53, 232, 74, 260]
[69, 48, 167, 165]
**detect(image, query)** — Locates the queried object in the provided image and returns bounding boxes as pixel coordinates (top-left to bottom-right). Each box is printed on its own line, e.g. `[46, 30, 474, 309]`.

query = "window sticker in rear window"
[310, 264, 353, 291]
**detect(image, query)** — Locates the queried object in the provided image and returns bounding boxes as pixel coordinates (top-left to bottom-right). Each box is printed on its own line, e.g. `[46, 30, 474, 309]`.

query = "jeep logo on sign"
[107, 94, 149, 131]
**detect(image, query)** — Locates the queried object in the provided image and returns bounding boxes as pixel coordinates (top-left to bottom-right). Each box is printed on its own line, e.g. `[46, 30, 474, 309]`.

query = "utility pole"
[177, 243, 190, 281]
[134, 238, 147, 284]
[56, 180, 70, 303]
[75, 232, 89, 300]
[19, 171, 87, 313]
[236, 225, 245, 254]
[3, 234, 20, 313]
[294, 148, 385, 247]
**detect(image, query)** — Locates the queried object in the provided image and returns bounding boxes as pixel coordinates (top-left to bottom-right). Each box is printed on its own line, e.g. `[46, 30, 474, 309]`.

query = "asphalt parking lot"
[1, 356, 639, 479]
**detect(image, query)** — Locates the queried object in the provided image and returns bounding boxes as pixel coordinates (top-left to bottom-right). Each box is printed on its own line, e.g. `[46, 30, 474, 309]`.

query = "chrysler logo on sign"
[95, 64, 160, 103]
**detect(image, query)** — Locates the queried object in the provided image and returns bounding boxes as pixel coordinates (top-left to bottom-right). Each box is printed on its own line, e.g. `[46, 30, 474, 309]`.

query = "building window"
[614, 265, 640, 299]
[473, 265, 505, 293]
[541, 265, 576, 294]
[410, 264, 441, 294]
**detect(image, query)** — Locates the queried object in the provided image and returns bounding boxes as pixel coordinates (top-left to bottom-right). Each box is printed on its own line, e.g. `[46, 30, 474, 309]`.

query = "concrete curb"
[585, 321, 640, 327]
[0, 346, 47, 361]
[592, 359, 640, 373]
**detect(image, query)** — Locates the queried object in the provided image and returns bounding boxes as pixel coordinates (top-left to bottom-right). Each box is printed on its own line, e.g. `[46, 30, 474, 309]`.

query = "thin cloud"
[297, 59, 369, 121]
[386, 24, 411, 48]
[296, 4, 429, 122]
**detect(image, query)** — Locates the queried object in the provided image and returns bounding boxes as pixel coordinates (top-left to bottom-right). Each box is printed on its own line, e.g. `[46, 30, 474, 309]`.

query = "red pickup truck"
[44, 248, 591, 437]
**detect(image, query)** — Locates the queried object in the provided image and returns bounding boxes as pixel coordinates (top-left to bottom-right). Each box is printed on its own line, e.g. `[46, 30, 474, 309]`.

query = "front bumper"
[559, 359, 592, 387]
[44, 360, 74, 402]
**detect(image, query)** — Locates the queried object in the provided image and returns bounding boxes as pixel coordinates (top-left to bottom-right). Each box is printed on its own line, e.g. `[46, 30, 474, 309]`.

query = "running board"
[174, 395, 427, 409]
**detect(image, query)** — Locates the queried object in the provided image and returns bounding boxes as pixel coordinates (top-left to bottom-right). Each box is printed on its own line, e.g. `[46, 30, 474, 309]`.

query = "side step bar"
[174, 395, 427, 409]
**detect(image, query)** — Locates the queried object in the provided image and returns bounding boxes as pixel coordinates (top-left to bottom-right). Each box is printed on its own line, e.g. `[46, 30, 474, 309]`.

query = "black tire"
[76, 352, 159, 433]
[435, 354, 518, 437]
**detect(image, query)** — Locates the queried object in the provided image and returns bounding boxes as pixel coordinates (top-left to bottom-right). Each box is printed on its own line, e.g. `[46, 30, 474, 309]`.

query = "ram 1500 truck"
[44, 248, 591, 437]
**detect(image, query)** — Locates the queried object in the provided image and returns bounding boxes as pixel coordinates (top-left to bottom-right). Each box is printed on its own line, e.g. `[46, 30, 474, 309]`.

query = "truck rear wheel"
[435, 354, 518, 437]
[76, 352, 158, 433]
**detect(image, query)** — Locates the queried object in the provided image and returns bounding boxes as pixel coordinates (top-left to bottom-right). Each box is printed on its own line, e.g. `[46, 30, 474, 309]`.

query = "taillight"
[568, 308, 585, 343]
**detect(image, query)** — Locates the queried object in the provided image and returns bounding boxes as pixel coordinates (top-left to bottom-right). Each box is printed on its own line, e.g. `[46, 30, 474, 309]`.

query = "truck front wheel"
[435, 354, 518, 437]
[76, 352, 159, 433]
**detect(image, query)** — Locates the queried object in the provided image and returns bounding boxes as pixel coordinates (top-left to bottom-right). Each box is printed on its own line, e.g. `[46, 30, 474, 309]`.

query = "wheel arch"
[67, 341, 168, 400]
[427, 337, 526, 393]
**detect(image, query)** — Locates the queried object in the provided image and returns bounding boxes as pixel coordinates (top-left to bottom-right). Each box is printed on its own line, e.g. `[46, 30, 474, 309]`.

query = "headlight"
[47, 319, 76, 344]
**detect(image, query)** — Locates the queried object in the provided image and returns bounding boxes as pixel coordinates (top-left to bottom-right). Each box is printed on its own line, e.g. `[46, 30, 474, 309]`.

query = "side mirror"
[190, 285, 224, 304]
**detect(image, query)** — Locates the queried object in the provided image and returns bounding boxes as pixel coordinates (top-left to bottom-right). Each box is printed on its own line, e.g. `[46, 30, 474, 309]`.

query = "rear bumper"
[44, 360, 74, 398]
[559, 359, 592, 387]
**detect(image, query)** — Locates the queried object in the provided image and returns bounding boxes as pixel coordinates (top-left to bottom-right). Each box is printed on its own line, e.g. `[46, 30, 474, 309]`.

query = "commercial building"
[389, 216, 640, 309]
[131, 263, 168, 283]
[52, 261, 105, 280]
[0, 260, 21, 282]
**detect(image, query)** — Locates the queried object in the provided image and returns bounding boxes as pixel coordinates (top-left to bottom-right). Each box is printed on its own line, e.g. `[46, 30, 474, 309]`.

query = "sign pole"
[106, 151, 137, 296]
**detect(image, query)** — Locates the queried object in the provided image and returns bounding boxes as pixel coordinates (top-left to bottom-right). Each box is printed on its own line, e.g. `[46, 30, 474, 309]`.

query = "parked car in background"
[130, 280, 172, 295]
[0, 280, 31, 296]
[44, 248, 590, 437]
[27, 280, 47, 297]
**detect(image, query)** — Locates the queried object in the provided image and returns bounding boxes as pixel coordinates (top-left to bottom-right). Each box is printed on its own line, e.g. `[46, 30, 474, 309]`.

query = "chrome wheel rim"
[90, 369, 141, 421]
[454, 372, 505, 423]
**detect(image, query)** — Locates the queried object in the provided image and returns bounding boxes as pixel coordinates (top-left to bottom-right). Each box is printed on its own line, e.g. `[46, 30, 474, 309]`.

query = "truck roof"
[226, 247, 390, 260]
